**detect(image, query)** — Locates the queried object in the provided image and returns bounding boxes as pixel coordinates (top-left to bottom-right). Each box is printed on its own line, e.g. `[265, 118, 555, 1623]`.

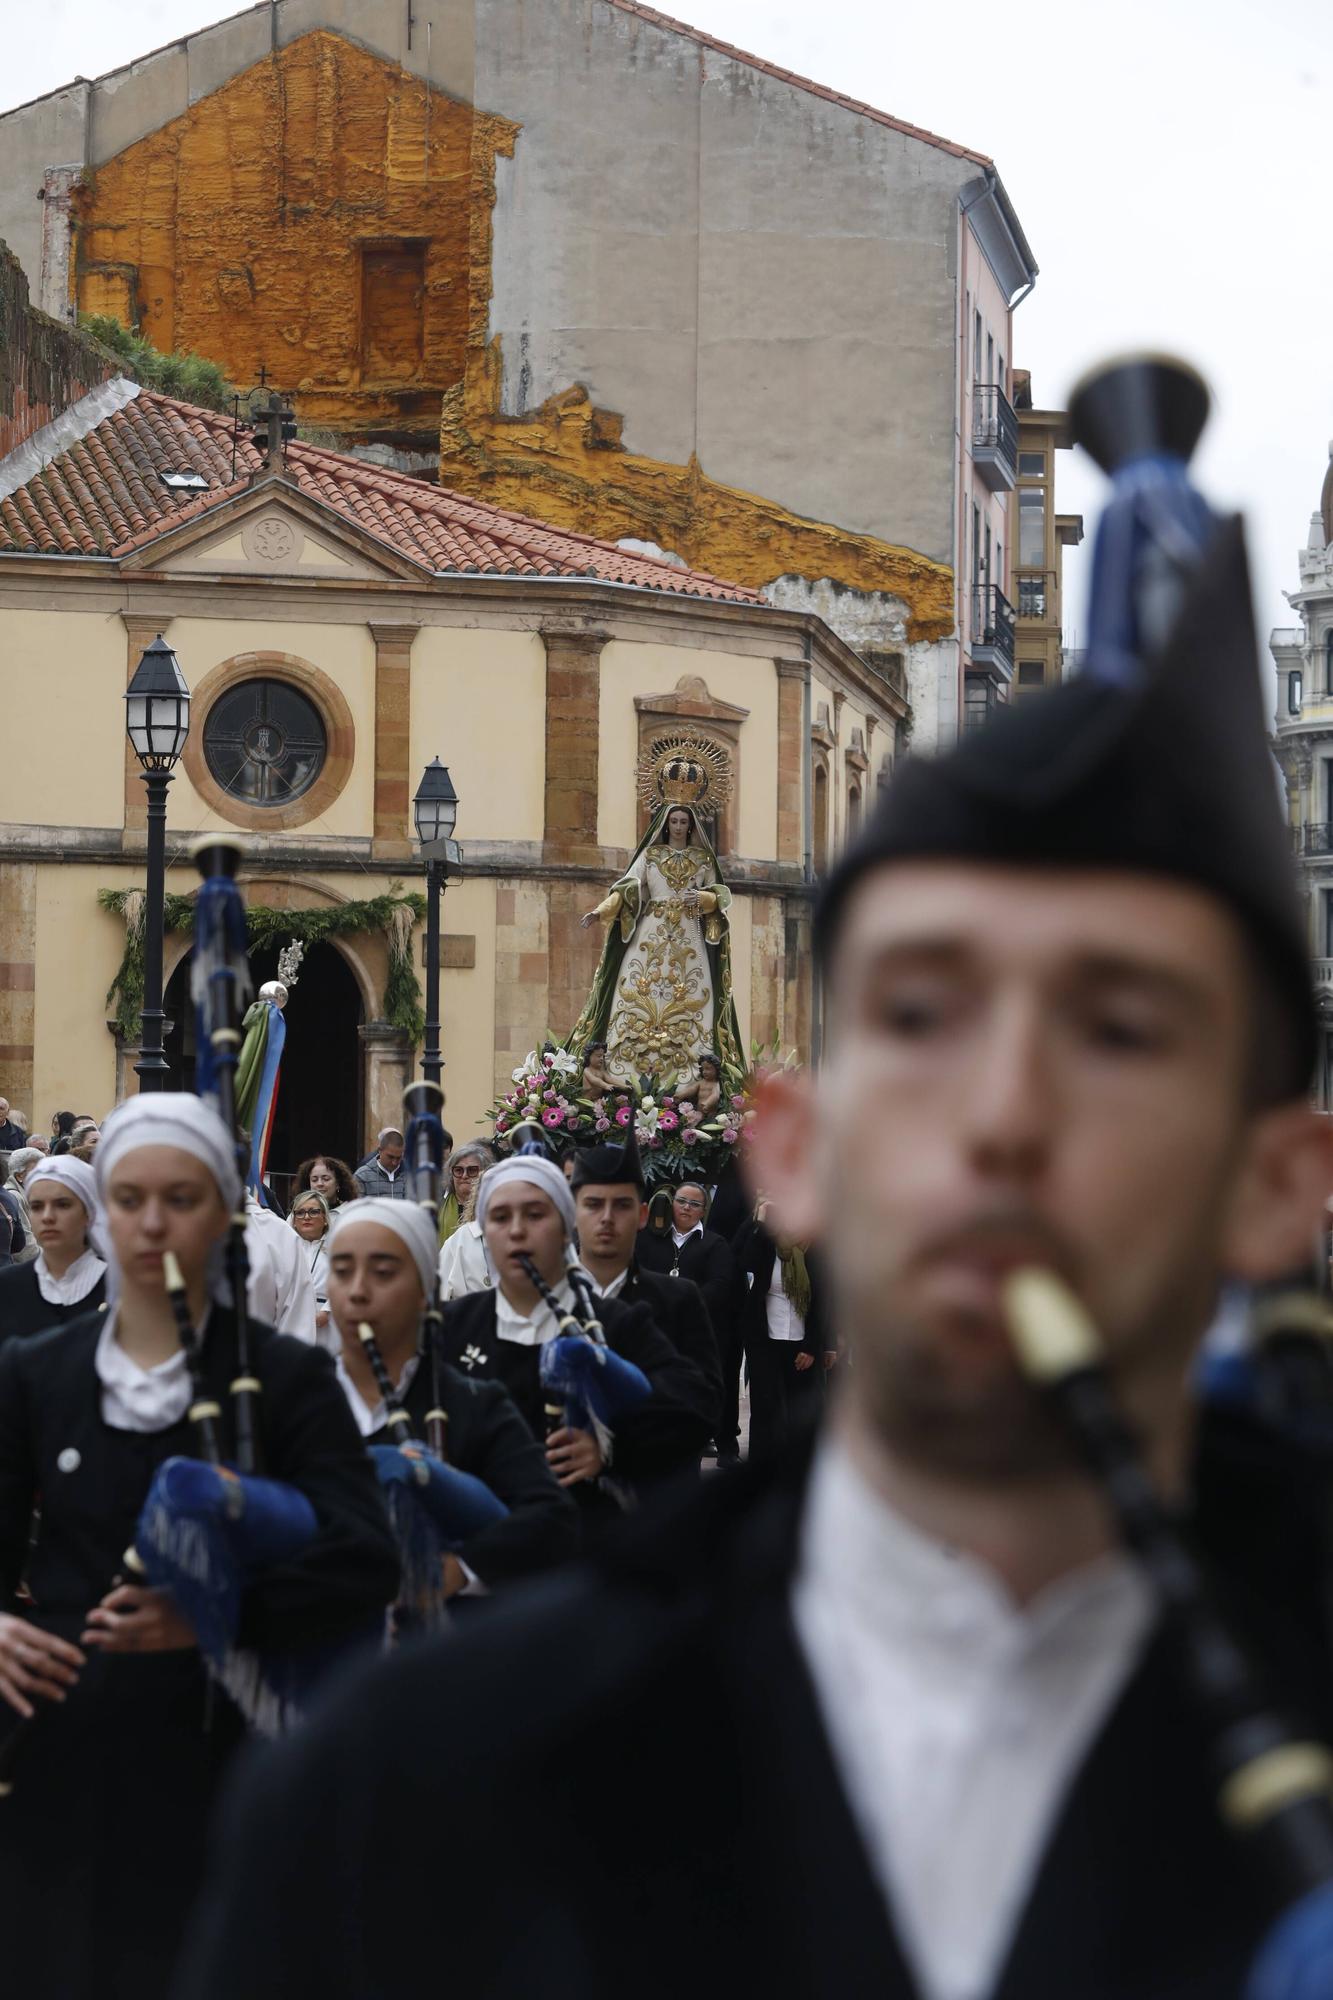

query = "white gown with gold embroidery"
[603, 843, 722, 1084]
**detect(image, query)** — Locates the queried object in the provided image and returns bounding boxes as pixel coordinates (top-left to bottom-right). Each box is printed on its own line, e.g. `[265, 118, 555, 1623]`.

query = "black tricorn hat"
[569, 1125, 647, 1195]
[814, 518, 1315, 1100]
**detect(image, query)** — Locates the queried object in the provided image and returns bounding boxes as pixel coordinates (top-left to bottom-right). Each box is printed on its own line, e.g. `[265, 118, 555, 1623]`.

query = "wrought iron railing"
[1015, 568, 1056, 621]
[971, 583, 1015, 673]
[972, 383, 1019, 469]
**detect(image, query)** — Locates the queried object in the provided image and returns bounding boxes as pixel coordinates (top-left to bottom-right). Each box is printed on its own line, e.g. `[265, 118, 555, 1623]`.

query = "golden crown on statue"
[638, 734, 733, 815]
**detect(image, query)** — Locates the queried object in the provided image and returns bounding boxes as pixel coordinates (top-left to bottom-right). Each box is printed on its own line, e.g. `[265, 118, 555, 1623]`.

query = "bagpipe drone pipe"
[1005, 1268, 1333, 2000]
[361, 1081, 508, 1632]
[126, 838, 325, 1731]
[515, 1254, 653, 1478]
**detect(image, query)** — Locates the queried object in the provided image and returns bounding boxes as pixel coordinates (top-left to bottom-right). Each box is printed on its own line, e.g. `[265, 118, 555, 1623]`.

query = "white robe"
[244, 1206, 320, 1347]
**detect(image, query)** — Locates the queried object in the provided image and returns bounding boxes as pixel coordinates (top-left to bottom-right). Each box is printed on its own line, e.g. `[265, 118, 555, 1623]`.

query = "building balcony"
[971, 583, 1015, 677]
[1313, 960, 1333, 990]
[1300, 824, 1333, 856]
[971, 383, 1019, 493]
[1015, 568, 1057, 622]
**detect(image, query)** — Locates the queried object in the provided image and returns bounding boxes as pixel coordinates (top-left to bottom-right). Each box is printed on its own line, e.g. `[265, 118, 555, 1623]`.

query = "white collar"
[584, 1265, 630, 1301]
[495, 1276, 575, 1346]
[799, 1433, 1151, 1665]
[95, 1305, 196, 1433]
[334, 1348, 420, 1438]
[671, 1223, 703, 1249]
[36, 1247, 106, 1307]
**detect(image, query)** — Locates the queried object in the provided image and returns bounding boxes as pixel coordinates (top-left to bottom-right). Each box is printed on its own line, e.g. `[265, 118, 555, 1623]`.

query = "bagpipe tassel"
[540, 1332, 651, 1465]
[132, 1456, 319, 1734]
[369, 1445, 508, 1634]
[190, 868, 252, 1109]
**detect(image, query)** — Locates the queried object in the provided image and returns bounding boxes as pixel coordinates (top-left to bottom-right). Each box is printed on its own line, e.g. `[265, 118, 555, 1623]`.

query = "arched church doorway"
[162, 941, 365, 1199]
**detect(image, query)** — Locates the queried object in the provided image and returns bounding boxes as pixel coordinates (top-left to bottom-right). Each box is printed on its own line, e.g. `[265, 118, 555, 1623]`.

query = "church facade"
[0, 0, 1037, 751]
[0, 370, 904, 1172]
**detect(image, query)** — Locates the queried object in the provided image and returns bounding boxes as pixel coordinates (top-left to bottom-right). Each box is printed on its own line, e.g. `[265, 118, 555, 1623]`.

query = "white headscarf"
[24, 1155, 107, 1306]
[329, 1198, 437, 1298]
[94, 1093, 241, 1306]
[475, 1156, 576, 1241]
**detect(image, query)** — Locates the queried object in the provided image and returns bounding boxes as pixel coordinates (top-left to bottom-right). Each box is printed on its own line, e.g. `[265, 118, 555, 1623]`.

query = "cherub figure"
[580, 1041, 615, 1102]
[676, 1051, 723, 1121]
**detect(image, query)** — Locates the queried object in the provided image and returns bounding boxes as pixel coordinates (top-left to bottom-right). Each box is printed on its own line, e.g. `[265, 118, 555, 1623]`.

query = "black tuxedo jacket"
[614, 1262, 722, 1438]
[178, 1402, 1333, 2000]
[732, 1220, 830, 1363]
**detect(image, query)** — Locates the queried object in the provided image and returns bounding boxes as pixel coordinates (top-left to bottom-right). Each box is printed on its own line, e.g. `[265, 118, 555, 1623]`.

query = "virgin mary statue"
[571, 741, 745, 1088]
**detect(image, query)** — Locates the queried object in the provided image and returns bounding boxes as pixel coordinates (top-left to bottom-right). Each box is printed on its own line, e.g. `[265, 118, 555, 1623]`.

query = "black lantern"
[125, 634, 191, 770]
[413, 758, 459, 847]
[413, 758, 461, 1085]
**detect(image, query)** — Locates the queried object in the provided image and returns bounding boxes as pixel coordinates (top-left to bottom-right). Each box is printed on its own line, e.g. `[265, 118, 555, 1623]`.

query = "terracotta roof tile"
[0, 389, 762, 604]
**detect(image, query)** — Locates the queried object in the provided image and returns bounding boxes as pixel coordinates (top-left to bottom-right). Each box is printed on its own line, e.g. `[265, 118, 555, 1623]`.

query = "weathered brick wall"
[0, 240, 116, 460]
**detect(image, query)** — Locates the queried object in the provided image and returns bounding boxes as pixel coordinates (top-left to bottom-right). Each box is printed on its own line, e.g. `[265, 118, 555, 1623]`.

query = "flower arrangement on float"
[487, 1041, 767, 1187]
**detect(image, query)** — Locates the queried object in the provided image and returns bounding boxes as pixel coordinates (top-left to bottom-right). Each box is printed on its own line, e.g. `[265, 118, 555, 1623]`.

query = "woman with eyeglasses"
[437, 1144, 496, 1298]
[289, 1191, 333, 1341]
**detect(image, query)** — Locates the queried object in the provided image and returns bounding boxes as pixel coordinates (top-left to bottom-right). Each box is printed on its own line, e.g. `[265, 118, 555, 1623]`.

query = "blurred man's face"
[378, 1140, 404, 1173]
[749, 862, 1328, 1478]
[576, 1185, 647, 1270]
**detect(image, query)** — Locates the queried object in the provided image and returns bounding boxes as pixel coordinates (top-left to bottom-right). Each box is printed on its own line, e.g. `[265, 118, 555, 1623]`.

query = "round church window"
[202, 679, 327, 807]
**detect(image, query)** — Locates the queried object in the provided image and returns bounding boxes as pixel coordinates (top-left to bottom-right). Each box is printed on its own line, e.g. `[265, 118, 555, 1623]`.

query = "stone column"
[368, 624, 419, 863]
[541, 628, 607, 864]
[775, 661, 806, 866]
[359, 1020, 412, 1144]
[121, 614, 171, 842]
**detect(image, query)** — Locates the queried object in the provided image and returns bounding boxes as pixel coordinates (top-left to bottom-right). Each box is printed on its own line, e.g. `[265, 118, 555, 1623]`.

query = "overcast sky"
[6, 0, 1332, 667]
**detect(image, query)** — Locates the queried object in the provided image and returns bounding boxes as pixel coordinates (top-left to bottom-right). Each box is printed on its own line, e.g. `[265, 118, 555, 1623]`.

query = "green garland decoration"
[98, 884, 428, 1043]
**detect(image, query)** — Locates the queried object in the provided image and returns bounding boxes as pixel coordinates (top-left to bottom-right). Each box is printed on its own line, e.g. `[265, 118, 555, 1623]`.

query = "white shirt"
[439, 1221, 493, 1299]
[95, 1306, 193, 1431]
[765, 1255, 805, 1341]
[670, 1223, 703, 1252]
[334, 1349, 420, 1438]
[793, 1437, 1153, 2000]
[495, 1277, 576, 1346]
[35, 1246, 106, 1308]
[584, 1266, 629, 1302]
[245, 1207, 319, 1347]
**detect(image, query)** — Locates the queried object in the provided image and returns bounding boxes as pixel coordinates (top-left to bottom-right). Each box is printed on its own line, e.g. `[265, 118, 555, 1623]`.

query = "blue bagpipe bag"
[133, 1455, 321, 1734]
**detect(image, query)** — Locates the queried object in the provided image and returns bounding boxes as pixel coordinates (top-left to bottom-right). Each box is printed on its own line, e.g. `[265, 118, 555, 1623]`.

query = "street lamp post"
[125, 635, 191, 1091]
[412, 758, 460, 1086]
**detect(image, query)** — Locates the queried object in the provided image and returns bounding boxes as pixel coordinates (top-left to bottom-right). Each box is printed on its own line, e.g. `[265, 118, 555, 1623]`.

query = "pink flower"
[682, 1128, 699, 1144]
[615, 1105, 633, 1126]
[541, 1107, 565, 1128]
[731, 1093, 745, 1109]
[496, 1116, 509, 1133]
[658, 1109, 679, 1132]
[721, 1128, 738, 1144]
[594, 1115, 611, 1133]
[662, 1096, 675, 1108]
[543, 1089, 558, 1103]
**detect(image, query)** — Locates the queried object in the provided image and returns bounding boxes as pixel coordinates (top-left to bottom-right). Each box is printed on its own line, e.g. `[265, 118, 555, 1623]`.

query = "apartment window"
[1326, 629, 1333, 695]
[963, 675, 994, 732]
[983, 520, 992, 584]
[847, 781, 862, 841]
[997, 351, 1005, 394]
[974, 310, 983, 382]
[1019, 487, 1046, 567]
[1324, 889, 1333, 959]
[995, 538, 1003, 590]
[813, 762, 829, 874]
[1018, 452, 1046, 478]
[1289, 670, 1303, 715]
[972, 503, 982, 586]
[986, 332, 994, 386]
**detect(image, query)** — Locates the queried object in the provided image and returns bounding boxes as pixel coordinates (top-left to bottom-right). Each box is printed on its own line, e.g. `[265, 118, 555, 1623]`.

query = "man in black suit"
[571, 1134, 721, 1458]
[734, 1204, 834, 1459]
[636, 1179, 740, 1457]
[178, 393, 1333, 2000]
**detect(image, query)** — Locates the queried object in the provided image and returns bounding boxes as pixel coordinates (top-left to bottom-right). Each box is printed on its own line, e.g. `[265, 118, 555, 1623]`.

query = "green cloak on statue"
[568, 744, 745, 1088]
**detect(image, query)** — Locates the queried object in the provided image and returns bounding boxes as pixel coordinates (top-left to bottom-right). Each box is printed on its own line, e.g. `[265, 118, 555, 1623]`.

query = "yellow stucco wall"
[35, 859, 202, 1123]
[1, 610, 127, 829]
[431, 873, 497, 1141]
[598, 641, 780, 857]
[410, 629, 546, 845]
[165, 616, 377, 839]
